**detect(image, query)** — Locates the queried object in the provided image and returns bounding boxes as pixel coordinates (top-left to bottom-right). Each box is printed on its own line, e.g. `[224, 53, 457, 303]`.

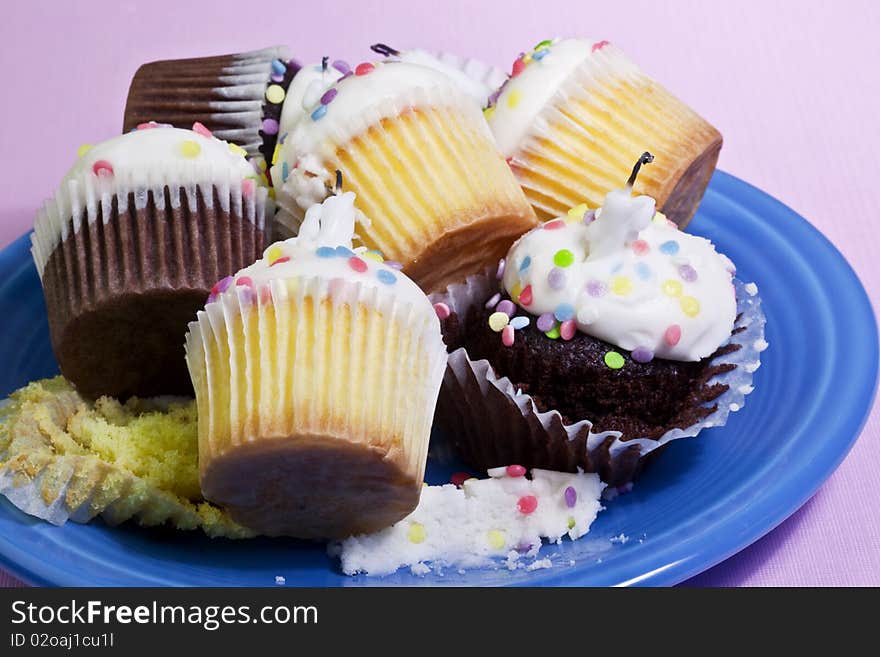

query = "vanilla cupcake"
[486, 38, 722, 228]
[185, 189, 447, 538]
[271, 60, 537, 292]
[31, 124, 270, 399]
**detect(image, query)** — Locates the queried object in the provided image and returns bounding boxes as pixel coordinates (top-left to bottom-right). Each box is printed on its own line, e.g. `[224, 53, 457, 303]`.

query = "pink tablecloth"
[0, 0, 877, 586]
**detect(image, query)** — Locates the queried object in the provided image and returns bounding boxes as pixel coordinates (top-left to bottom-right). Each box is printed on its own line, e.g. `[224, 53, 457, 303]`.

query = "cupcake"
[31, 124, 270, 400]
[485, 38, 722, 228]
[271, 60, 538, 293]
[185, 188, 447, 538]
[432, 155, 765, 485]
[123, 46, 299, 169]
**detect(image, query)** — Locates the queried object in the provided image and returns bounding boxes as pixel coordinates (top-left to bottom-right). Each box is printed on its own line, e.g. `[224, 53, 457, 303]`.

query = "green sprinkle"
[534, 39, 553, 50]
[568, 516, 576, 530]
[553, 249, 575, 268]
[545, 325, 561, 339]
[604, 351, 625, 369]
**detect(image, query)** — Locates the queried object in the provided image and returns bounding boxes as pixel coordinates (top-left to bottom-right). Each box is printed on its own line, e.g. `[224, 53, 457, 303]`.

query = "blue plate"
[0, 171, 876, 586]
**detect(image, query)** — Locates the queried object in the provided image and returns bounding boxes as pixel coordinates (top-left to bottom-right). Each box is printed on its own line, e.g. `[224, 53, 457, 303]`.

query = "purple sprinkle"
[631, 346, 655, 363]
[536, 313, 555, 332]
[238, 286, 256, 306]
[332, 60, 351, 75]
[582, 209, 596, 225]
[496, 258, 506, 279]
[484, 292, 502, 309]
[206, 293, 217, 305]
[320, 88, 338, 105]
[338, 71, 354, 82]
[586, 279, 607, 297]
[547, 267, 566, 289]
[515, 542, 533, 553]
[287, 58, 302, 72]
[564, 486, 577, 508]
[384, 260, 403, 270]
[216, 275, 234, 293]
[678, 264, 698, 282]
[261, 118, 279, 135]
[496, 299, 516, 316]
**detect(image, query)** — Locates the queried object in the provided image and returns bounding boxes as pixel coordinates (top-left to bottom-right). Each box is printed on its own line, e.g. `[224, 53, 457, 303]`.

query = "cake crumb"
[744, 282, 758, 296]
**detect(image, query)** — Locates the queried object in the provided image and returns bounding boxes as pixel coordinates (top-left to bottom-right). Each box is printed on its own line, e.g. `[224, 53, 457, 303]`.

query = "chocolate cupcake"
[123, 46, 299, 172]
[31, 124, 271, 400]
[432, 157, 765, 484]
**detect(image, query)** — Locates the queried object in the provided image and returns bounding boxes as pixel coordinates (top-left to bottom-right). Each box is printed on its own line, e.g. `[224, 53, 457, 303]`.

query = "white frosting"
[487, 38, 641, 157]
[277, 62, 344, 137]
[502, 189, 737, 361]
[31, 126, 263, 277]
[333, 468, 605, 576]
[208, 191, 432, 315]
[271, 61, 488, 220]
[394, 49, 507, 106]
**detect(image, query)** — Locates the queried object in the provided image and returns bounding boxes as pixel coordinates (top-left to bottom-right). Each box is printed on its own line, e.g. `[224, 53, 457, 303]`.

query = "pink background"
[1, 0, 877, 586]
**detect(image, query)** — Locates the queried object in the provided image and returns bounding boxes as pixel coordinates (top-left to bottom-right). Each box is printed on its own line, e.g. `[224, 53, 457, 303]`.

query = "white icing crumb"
[526, 558, 553, 571]
[753, 338, 769, 352]
[744, 282, 759, 296]
[739, 384, 755, 395]
[333, 468, 605, 576]
[610, 533, 629, 545]
[274, 576, 286, 585]
[729, 403, 741, 412]
[745, 361, 761, 373]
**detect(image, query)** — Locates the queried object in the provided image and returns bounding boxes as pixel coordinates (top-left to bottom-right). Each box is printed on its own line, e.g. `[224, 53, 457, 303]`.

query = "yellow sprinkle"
[522, 54, 533, 64]
[228, 142, 247, 158]
[506, 88, 523, 109]
[257, 158, 268, 172]
[266, 245, 283, 265]
[568, 516, 576, 530]
[76, 143, 92, 158]
[268, 187, 276, 200]
[265, 84, 286, 104]
[680, 296, 701, 317]
[488, 311, 510, 332]
[179, 140, 201, 159]
[566, 203, 588, 223]
[408, 522, 426, 544]
[652, 210, 668, 225]
[363, 250, 384, 263]
[610, 276, 633, 296]
[511, 282, 522, 303]
[272, 143, 281, 165]
[483, 106, 496, 121]
[662, 279, 683, 298]
[487, 529, 506, 550]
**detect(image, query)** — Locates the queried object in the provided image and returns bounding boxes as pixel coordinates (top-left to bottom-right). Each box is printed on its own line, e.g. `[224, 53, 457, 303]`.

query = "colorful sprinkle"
[320, 88, 338, 105]
[501, 324, 515, 347]
[266, 245, 284, 265]
[678, 264, 698, 282]
[543, 219, 565, 230]
[377, 269, 397, 285]
[659, 240, 680, 256]
[610, 276, 633, 296]
[311, 105, 328, 121]
[270, 256, 290, 267]
[662, 279, 683, 298]
[511, 57, 526, 77]
[76, 143, 92, 158]
[496, 299, 515, 316]
[485, 292, 502, 309]
[91, 160, 113, 177]
[384, 260, 403, 270]
[355, 62, 375, 76]
[583, 209, 596, 225]
[213, 276, 233, 295]
[604, 351, 625, 369]
[519, 284, 533, 306]
[592, 40, 610, 52]
[547, 267, 566, 289]
[229, 142, 247, 157]
[560, 319, 577, 341]
[518, 255, 532, 273]
[564, 486, 577, 508]
[496, 258, 506, 279]
[545, 325, 561, 339]
[536, 313, 556, 332]
[489, 311, 510, 332]
[632, 239, 650, 256]
[631, 346, 654, 363]
[665, 324, 682, 346]
[316, 246, 336, 258]
[487, 529, 506, 550]
[531, 48, 549, 60]
[348, 256, 367, 273]
[332, 60, 351, 75]
[636, 262, 653, 280]
[407, 522, 426, 544]
[586, 279, 607, 297]
[271, 59, 287, 76]
[136, 121, 160, 130]
[235, 276, 253, 287]
[509, 316, 530, 330]
[265, 84, 286, 104]
[554, 303, 575, 322]
[517, 495, 538, 514]
[506, 464, 526, 477]
[242, 178, 256, 199]
[680, 296, 701, 317]
[179, 140, 201, 158]
[534, 39, 554, 50]
[261, 118, 279, 135]
[191, 121, 213, 139]
[567, 203, 588, 222]
[554, 249, 574, 268]
[506, 88, 522, 109]
[281, 161, 289, 182]
[511, 282, 522, 303]
[483, 106, 496, 121]
[335, 246, 355, 257]
[433, 302, 451, 320]
[450, 472, 471, 487]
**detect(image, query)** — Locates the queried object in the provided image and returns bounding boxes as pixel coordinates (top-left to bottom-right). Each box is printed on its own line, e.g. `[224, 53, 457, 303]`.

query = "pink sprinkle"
[433, 302, 451, 320]
[235, 276, 253, 287]
[191, 121, 213, 139]
[632, 239, 650, 256]
[667, 219, 679, 229]
[92, 160, 114, 177]
[450, 472, 471, 487]
[560, 319, 577, 340]
[242, 178, 256, 199]
[506, 464, 526, 477]
[543, 219, 565, 230]
[501, 324, 515, 347]
[665, 324, 682, 346]
[512, 57, 526, 77]
[518, 284, 533, 306]
[348, 256, 368, 273]
[270, 256, 291, 266]
[592, 40, 610, 52]
[355, 62, 374, 76]
[136, 122, 159, 130]
[517, 495, 538, 514]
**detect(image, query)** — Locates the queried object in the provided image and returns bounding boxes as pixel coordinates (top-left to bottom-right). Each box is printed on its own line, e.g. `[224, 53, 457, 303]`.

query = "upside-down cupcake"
[486, 38, 722, 228]
[433, 155, 765, 485]
[123, 46, 299, 168]
[31, 124, 270, 399]
[185, 186, 447, 538]
[271, 60, 537, 292]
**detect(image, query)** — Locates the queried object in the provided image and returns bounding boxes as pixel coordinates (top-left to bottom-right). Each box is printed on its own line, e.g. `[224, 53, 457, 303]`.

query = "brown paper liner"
[40, 186, 268, 400]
